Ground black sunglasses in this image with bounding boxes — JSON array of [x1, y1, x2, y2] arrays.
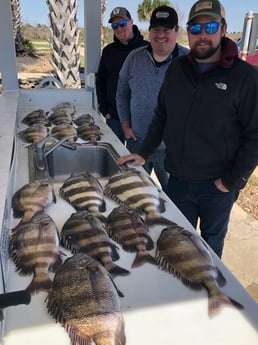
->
[[111, 19, 128, 30], [188, 22, 221, 35]]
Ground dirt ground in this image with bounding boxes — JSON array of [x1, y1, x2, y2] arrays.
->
[[7, 52, 258, 303]]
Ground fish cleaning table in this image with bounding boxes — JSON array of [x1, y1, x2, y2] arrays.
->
[[0, 89, 258, 345]]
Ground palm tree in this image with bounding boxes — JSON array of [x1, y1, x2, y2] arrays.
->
[[137, 0, 172, 23], [101, 0, 107, 49], [11, 0, 22, 53], [46, 0, 81, 88]]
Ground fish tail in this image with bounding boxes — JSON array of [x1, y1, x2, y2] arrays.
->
[[145, 212, 175, 226], [26, 274, 52, 294], [208, 293, 244, 318], [108, 263, 130, 277], [131, 252, 157, 268]]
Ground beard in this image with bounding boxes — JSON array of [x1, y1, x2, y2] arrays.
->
[[191, 40, 221, 60]]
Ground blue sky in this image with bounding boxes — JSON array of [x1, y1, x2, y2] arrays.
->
[[20, 0, 257, 33]]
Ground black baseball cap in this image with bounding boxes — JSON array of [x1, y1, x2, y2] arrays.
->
[[149, 6, 178, 30], [187, 0, 226, 24]]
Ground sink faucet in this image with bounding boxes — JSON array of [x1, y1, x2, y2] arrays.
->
[[35, 135, 77, 171]]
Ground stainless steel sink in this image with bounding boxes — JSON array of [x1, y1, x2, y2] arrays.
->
[[28, 142, 121, 182]]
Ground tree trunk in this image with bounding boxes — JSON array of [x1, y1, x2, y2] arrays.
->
[[46, 0, 81, 88], [11, 0, 24, 55]]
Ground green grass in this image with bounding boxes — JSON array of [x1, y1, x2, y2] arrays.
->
[[248, 177, 258, 186]]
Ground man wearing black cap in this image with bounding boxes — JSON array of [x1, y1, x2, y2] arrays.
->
[[96, 7, 148, 143], [117, 0, 258, 258], [116, 6, 188, 192]]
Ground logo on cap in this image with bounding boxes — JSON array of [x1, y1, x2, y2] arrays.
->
[[156, 11, 170, 19]]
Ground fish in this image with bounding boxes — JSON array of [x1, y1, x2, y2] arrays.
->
[[48, 110, 73, 125], [74, 113, 95, 127], [104, 167, 173, 226], [61, 211, 130, 276], [155, 224, 244, 318], [12, 181, 56, 224], [19, 124, 48, 144], [21, 109, 50, 126], [59, 172, 106, 222], [107, 204, 156, 268], [9, 212, 63, 294], [46, 252, 126, 345], [50, 102, 76, 115], [51, 123, 77, 143], [77, 123, 102, 144]]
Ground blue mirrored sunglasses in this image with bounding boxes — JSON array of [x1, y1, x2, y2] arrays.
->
[[111, 19, 128, 30], [189, 22, 221, 35]]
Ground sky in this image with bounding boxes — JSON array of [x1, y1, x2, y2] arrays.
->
[[20, 0, 257, 33]]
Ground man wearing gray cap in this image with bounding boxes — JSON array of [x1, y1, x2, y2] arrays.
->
[[96, 7, 148, 143], [117, 0, 258, 258], [116, 6, 188, 192]]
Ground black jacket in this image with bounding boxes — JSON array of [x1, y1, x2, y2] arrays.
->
[[96, 25, 148, 120], [140, 37, 258, 191]]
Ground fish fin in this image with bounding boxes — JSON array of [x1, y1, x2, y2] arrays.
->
[[26, 274, 52, 294], [145, 213, 175, 227], [131, 252, 157, 268], [216, 269, 227, 287], [208, 293, 244, 318], [95, 213, 107, 223], [108, 263, 130, 277], [158, 198, 166, 213]]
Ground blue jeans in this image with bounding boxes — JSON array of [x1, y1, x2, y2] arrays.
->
[[106, 118, 125, 144], [126, 138, 169, 192], [167, 176, 239, 258]]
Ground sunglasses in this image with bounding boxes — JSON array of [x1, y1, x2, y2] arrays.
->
[[188, 22, 221, 35], [111, 19, 128, 30]]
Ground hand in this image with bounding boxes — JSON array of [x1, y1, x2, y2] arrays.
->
[[124, 128, 137, 141], [117, 153, 145, 166], [214, 178, 230, 192], [105, 113, 111, 120]]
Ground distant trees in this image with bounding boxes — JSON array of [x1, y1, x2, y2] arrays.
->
[[137, 0, 172, 22]]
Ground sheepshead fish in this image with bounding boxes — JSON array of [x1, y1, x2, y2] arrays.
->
[[9, 212, 62, 294], [156, 225, 244, 318], [74, 113, 95, 127], [50, 102, 75, 115], [46, 252, 126, 345], [12, 181, 56, 224], [51, 123, 77, 143], [59, 172, 106, 221], [19, 124, 48, 144], [61, 211, 130, 276], [22, 109, 49, 126], [107, 205, 156, 268], [104, 167, 172, 226], [77, 123, 102, 144], [48, 110, 73, 126]]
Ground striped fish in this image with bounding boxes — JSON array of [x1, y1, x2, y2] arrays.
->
[[59, 172, 106, 221], [77, 123, 102, 144], [46, 252, 126, 345], [9, 212, 62, 294], [156, 225, 244, 318], [61, 211, 130, 276], [104, 167, 173, 226], [50, 102, 75, 115], [12, 181, 56, 224], [51, 123, 77, 143], [107, 205, 156, 268], [74, 113, 95, 127], [22, 109, 50, 126], [19, 124, 48, 144], [48, 110, 73, 126]]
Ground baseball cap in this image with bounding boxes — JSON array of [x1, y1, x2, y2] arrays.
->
[[108, 7, 131, 23], [149, 6, 178, 30], [187, 0, 226, 24]]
